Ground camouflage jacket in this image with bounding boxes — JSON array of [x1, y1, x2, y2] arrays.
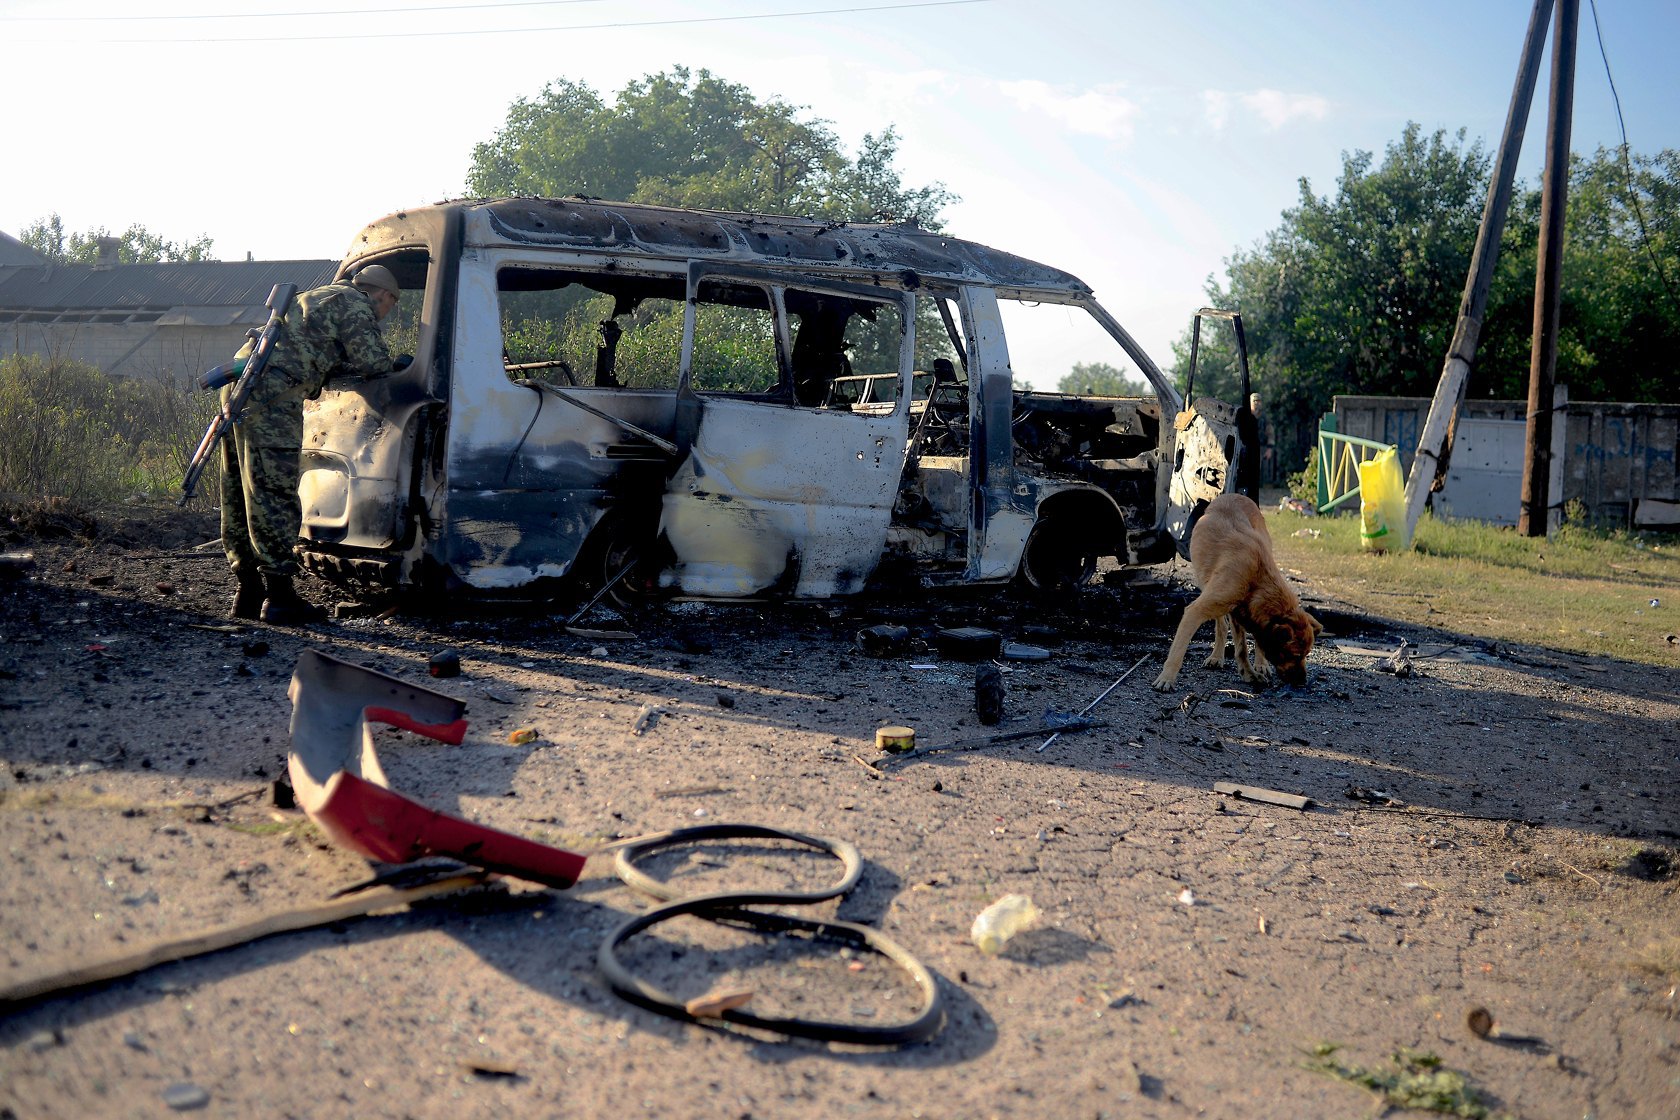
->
[[227, 280, 394, 448], [272, 280, 393, 396]]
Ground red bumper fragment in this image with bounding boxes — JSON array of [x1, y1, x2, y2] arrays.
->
[[287, 649, 585, 889]]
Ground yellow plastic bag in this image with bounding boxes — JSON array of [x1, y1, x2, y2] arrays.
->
[[1358, 447, 1408, 552]]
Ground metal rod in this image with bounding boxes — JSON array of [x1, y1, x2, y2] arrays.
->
[[1038, 655, 1149, 752]]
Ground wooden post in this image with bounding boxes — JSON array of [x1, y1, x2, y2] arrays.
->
[[1519, 0, 1579, 536], [1402, 0, 1554, 545]]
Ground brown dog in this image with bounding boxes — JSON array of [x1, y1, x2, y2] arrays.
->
[[1151, 494, 1322, 691]]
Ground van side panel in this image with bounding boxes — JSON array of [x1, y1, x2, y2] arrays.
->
[[440, 260, 675, 589]]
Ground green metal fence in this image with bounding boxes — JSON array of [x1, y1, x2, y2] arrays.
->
[[1316, 414, 1397, 513]]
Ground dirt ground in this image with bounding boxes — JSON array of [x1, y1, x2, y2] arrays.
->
[[0, 499, 1676, 1120]]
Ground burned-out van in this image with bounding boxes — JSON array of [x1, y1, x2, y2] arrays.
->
[[296, 197, 1252, 602]]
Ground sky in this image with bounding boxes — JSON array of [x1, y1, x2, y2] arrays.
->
[[3, 0, 1677, 388]]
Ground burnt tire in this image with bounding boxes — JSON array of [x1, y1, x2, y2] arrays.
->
[[1018, 515, 1098, 593], [583, 512, 666, 613]]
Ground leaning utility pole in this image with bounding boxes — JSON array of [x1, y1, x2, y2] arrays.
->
[[1401, 0, 1554, 545], [1518, 0, 1579, 536]]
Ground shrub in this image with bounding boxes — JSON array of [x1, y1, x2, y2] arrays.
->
[[0, 353, 215, 505], [1287, 445, 1320, 505]]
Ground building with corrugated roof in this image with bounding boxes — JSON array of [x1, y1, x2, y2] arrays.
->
[[0, 254, 337, 381]]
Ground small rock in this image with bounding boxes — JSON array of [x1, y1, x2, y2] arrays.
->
[[27, 1029, 62, 1052], [1115, 1058, 1145, 1095], [124, 1031, 148, 1052], [162, 1082, 210, 1111]]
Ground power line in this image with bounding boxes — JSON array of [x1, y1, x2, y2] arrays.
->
[[8, 0, 993, 43], [1586, 0, 1677, 301]]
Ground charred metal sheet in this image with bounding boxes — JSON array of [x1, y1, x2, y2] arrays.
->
[[661, 400, 903, 597], [287, 649, 585, 888], [1165, 397, 1243, 557], [459, 198, 1087, 293]]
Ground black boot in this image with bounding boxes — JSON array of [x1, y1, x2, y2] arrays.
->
[[260, 572, 326, 626], [229, 572, 264, 620]]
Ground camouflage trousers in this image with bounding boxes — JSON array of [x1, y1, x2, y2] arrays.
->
[[219, 417, 303, 579]]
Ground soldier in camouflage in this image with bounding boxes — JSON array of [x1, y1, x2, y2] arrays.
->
[[220, 265, 404, 624]]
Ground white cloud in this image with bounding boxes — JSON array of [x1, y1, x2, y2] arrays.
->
[[1203, 88, 1330, 132], [997, 80, 1141, 142]]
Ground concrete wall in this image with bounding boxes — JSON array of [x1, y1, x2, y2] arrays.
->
[[1333, 395, 1680, 528], [3, 320, 253, 384]]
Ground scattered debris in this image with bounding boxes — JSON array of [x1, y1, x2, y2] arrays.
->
[[428, 649, 462, 678], [1345, 786, 1405, 807], [652, 785, 733, 800], [1375, 640, 1414, 677], [0, 868, 493, 1011], [508, 728, 538, 745], [1039, 654, 1148, 752], [685, 988, 755, 1018], [856, 624, 911, 657], [974, 663, 1005, 726], [1465, 1006, 1548, 1049], [935, 626, 1003, 661], [287, 649, 584, 887], [1213, 782, 1315, 811], [1177, 887, 1197, 907], [460, 1060, 524, 1080], [875, 725, 916, 754], [162, 1082, 211, 1111], [0, 550, 36, 579], [872, 719, 1107, 768], [631, 704, 665, 735], [971, 893, 1040, 954], [1000, 642, 1050, 661]]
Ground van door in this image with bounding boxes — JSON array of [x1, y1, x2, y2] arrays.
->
[[660, 265, 914, 597], [1163, 396, 1244, 557]]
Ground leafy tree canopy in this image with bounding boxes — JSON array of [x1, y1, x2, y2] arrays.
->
[[1057, 360, 1149, 398], [20, 213, 216, 264], [1173, 123, 1679, 471], [465, 66, 955, 228]]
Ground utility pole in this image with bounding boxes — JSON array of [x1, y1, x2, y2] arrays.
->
[[1518, 0, 1579, 536], [1401, 0, 1554, 545]]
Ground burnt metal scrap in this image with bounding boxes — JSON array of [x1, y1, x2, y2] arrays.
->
[[287, 649, 585, 888]]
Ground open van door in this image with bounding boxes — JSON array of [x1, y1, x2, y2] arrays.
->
[[1163, 309, 1257, 556], [659, 264, 916, 597]]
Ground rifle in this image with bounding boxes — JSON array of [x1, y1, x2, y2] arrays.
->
[[179, 283, 298, 505]]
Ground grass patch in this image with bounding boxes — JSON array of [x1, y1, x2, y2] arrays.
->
[[1268, 507, 1680, 664], [1305, 1044, 1502, 1118]]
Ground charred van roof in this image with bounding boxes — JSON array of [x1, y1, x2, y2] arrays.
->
[[351, 197, 1092, 295]]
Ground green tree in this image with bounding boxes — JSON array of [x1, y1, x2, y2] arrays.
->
[[1057, 360, 1148, 397], [466, 66, 954, 227], [20, 213, 216, 264], [1477, 146, 1680, 403], [1176, 123, 1680, 475]]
